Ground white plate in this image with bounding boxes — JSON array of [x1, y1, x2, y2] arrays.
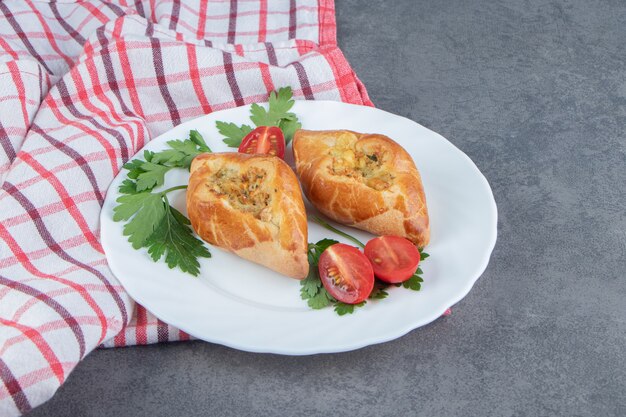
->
[[101, 101, 497, 355]]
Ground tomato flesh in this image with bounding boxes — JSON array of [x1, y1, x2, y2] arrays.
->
[[364, 236, 420, 283], [238, 126, 285, 158], [318, 243, 374, 304]]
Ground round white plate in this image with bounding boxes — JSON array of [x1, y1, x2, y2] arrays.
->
[[101, 101, 497, 355]]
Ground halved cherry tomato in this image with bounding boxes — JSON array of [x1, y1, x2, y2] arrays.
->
[[364, 236, 420, 283], [318, 243, 374, 304], [238, 126, 285, 158]]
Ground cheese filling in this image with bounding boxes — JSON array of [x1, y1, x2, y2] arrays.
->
[[328, 134, 395, 190], [208, 166, 272, 219]]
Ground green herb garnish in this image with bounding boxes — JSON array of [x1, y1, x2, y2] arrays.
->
[[122, 129, 211, 193], [216, 122, 253, 148], [113, 130, 212, 276], [300, 239, 338, 310], [334, 301, 366, 316], [301, 218, 430, 315], [399, 248, 429, 291], [218, 86, 302, 146], [300, 238, 395, 316], [369, 281, 390, 300]]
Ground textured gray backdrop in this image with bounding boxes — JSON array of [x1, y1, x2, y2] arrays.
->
[[30, 0, 626, 416]]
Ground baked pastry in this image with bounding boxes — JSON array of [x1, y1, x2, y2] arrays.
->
[[293, 129, 429, 247], [186, 153, 308, 279]]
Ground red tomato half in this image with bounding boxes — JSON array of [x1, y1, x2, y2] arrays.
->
[[364, 236, 420, 283], [238, 126, 285, 158], [318, 243, 374, 304]]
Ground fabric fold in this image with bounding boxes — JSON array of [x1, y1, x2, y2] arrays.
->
[[0, 1, 371, 415]]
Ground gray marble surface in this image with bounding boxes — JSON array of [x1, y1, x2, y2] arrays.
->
[[29, 0, 626, 416]]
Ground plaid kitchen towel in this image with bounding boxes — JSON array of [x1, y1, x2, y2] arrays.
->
[[0, 1, 372, 415]]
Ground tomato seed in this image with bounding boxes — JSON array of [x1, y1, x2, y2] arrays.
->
[[326, 266, 343, 285]]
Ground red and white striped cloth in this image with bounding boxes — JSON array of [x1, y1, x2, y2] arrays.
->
[[0, 1, 372, 415]]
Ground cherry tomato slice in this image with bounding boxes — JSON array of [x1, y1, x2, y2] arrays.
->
[[364, 236, 420, 283], [238, 126, 285, 158], [318, 243, 374, 304]]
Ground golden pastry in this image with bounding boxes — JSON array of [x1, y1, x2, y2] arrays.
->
[[187, 153, 308, 279], [293, 129, 429, 247]]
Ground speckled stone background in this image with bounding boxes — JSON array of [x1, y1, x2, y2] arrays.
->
[[29, 1, 626, 416]]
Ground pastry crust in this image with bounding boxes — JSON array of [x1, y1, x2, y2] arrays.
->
[[293, 129, 429, 247], [186, 153, 308, 279]]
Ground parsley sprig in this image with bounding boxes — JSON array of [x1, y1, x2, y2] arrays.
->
[[300, 239, 338, 310], [217, 86, 302, 147], [113, 130, 212, 276], [122, 129, 211, 192], [300, 239, 375, 316], [301, 218, 429, 316]]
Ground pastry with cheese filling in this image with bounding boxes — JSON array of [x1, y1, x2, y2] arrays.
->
[[293, 129, 429, 247], [186, 153, 308, 279]]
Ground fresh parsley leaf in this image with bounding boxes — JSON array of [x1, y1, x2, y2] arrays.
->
[[334, 301, 366, 316], [169, 139, 205, 168], [145, 203, 211, 276], [279, 117, 301, 144], [402, 273, 423, 291], [307, 289, 333, 309], [313, 238, 339, 252], [300, 271, 323, 299], [123, 131, 210, 194], [113, 192, 167, 249], [134, 161, 171, 192], [153, 140, 197, 168], [150, 131, 211, 169], [189, 129, 211, 152], [216, 87, 301, 147], [369, 282, 390, 300], [150, 145, 187, 167], [249, 87, 297, 128], [114, 131, 213, 276], [217, 121, 253, 148], [307, 238, 338, 265], [118, 179, 138, 195], [123, 159, 146, 180], [122, 151, 155, 184], [300, 239, 339, 310], [300, 270, 334, 310], [419, 248, 430, 260], [113, 187, 210, 275], [113, 192, 156, 222], [248, 103, 275, 127], [169, 205, 192, 225], [249, 87, 300, 143], [272, 87, 297, 114]]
